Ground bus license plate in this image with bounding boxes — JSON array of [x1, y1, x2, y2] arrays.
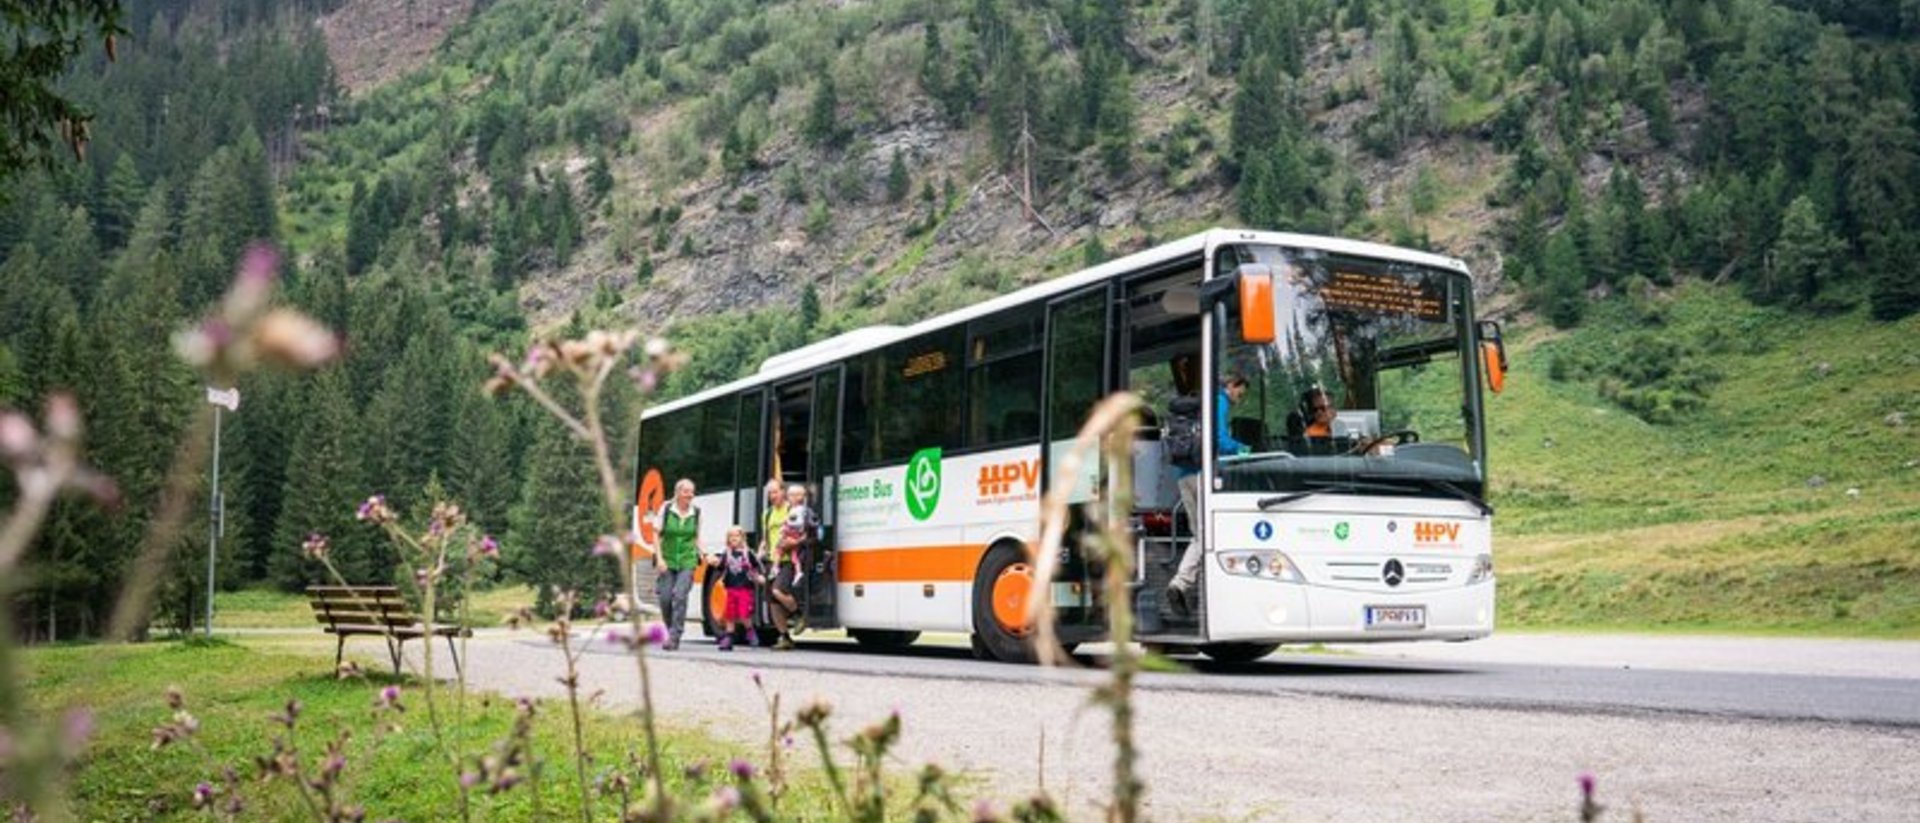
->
[[1365, 606, 1426, 629]]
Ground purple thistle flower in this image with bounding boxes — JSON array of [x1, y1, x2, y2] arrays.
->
[[192, 782, 214, 809], [478, 535, 499, 558], [356, 495, 393, 524], [1579, 773, 1595, 799], [592, 598, 610, 619], [378, 685, 402, 710], [302, 533, 330, 560], [643, 622, 669, 647], [729, 759, 755, 781]]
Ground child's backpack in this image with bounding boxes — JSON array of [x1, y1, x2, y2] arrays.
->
[[1165, 395, 1203, 469]]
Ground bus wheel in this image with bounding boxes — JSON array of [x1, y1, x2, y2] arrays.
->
[[699, 574, 727, 639], [971, 542, 1038, 664], [849, 629, 921, 649], [1197, 642, 1280, 664]]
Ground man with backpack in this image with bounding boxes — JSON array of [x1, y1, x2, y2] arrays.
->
[[1165, 372, 1251, 616]]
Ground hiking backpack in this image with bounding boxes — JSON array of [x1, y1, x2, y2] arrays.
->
[[1165, 395, 1203, 469]]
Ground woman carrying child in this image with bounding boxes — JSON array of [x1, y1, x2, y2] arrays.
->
[[769, 483, 819, 651], [707, 526, 763, 650]]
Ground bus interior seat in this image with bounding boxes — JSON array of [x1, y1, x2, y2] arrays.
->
[[1229, 417, 1265, 450]]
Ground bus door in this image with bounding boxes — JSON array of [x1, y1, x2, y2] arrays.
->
[[1041, 285, 1113, 623], [770, 369, 842, 629], [805, 367, 842, 628]]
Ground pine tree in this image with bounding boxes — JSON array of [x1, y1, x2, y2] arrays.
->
[[97, 153, 145, 251], [1763, 196, 1845, 307], [0, 344, 21, 407], [1846, 100, 1920, 318], [1230, 52, 1288, 171], [886, 150, 910, 203], [548, 177, 581, 267], [362, 312, 460, 515], [448, 384, 516, 537], [511, 410, 614, 617], [45, 206, 102, 313], [920, 21, 949, 106], [804, 72, 843, 148], [1091, 49, 1136, 176], [1540, 231, 1587, 328], [345, 180, 379, 275], [272, 368, 374, 588], [586, 152, 615, 203], [799, 282, 821, 333]]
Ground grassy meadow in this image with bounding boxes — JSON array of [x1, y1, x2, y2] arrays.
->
[[1490, 285, 1920, 636], [22, 639, 863, 821]]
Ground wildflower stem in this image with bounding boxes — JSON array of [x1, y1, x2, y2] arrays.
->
[[806, 721, 855, 821], [558, 625, 594, 823], [1096, 399, 1145, 823]]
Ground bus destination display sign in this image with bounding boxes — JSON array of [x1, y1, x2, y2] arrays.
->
[[1320, 271, 1446, 321]]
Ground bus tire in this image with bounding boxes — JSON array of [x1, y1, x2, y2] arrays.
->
[[971, 541, 1040, 664], [699, 573, 725, 639], [1198, 642, 1280, 664], [848, 628, 920, 649]]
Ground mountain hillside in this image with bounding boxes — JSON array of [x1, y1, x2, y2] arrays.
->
[[3, 0, 1917, 637]]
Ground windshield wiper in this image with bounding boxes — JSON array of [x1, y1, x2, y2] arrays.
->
[[1257, 479, 1418, 510], [1427, 478, 1494, 516]]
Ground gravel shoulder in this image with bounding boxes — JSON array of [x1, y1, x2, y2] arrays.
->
[[1325, 631, 1920, 680], [445, 635, 1920, 822]]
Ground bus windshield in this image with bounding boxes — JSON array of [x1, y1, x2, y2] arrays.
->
[[1214, 244, 1484, 498]]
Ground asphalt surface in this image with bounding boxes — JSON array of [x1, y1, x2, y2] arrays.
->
[[565, 631, 1920, 728]]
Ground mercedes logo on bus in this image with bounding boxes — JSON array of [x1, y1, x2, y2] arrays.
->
[[1382, 559, 1406, 587]]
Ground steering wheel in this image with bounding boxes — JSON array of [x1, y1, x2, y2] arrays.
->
[[1347, 429, 1419, 456]]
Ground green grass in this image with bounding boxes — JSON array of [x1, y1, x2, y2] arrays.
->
[[22, 640, 852, 821], [1491, 283, 1920, 635], [215, 586, 543, 630]]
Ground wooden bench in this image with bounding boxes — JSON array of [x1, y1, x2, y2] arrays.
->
[[308, 585, 471, 676]]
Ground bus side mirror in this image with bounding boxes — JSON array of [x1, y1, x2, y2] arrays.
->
[[1237, 267, 1276, 344], [1477, 320, 1508, 394]]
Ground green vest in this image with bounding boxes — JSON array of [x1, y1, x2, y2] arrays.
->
[[658, 504, 701, 570]]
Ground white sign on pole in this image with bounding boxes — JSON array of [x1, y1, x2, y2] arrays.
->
[[205, 386, 240, 411]]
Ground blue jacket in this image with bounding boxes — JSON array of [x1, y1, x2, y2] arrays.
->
[[1215, 388, 1248, 455]]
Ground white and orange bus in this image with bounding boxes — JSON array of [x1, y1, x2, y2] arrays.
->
[[631, 228, 1505, 663]]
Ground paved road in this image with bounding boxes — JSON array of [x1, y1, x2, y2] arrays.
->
[[563, 631, 1920, 728], [443, 632, 1920, 822]]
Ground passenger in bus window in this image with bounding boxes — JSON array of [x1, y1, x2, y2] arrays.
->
[[1287, 386, 1336, 442], [1167, 373, 1250, 616], [653, 477, 703, 651], [760, 480, 800, 649]]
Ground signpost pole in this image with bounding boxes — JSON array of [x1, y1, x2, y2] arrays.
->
[[203, 386, 238, 638], [206, 402, 220, 638]]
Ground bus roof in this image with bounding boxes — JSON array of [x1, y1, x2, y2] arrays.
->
[[644, 228, 1470, 419]]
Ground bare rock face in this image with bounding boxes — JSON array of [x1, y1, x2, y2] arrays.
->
[[320, 0, 473, 96]]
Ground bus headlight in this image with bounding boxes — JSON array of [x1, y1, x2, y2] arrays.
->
[[1218, 550, 1301, 582], [1467, 553, 1494, 584]]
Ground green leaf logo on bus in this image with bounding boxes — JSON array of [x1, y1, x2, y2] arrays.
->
[[905, 447, 943, 521]]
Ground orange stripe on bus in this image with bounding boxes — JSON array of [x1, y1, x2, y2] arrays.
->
[[837, 545, 988, 583]]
